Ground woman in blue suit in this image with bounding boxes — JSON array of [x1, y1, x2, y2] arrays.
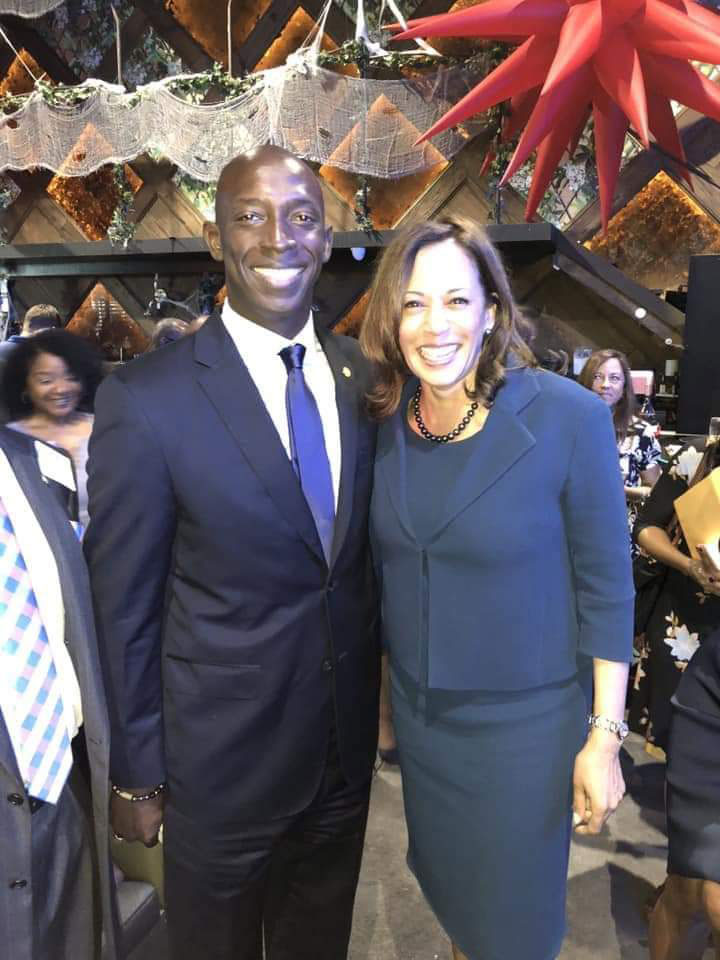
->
[[360, 217, 634, 960]]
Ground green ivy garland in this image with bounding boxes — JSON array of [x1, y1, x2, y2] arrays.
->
[[353, 176, 374, 233], [0, 175, 19, 243], [0, 39, 500, 115], [106, 163, 135, 247], [0, 38, 510, 234]]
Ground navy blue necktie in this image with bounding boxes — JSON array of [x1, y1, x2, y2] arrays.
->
[[280, 343, 335, 564]]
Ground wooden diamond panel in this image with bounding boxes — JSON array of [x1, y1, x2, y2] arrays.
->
[[66, 281, 149, 360]]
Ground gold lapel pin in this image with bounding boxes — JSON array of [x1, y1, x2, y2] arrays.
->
[[342, 366, 352, 378]]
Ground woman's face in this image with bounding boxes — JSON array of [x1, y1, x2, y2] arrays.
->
[[591, 357, 625, 409], [398, 239, 492, 393], [26, 352, 82, 420]]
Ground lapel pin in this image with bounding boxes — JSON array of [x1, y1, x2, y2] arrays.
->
[[342, 366, 352, 378]]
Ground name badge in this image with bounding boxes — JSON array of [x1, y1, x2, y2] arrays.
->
[[35, 441, 76, 492]]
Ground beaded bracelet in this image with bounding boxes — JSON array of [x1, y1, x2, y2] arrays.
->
[[111, 782, 166, 803]]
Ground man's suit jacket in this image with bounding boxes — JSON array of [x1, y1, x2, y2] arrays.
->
[[85, 314, 379, 825], [0, 427, 118, 960], [0, 336, 23, 423], [371, 367, 635, 692]]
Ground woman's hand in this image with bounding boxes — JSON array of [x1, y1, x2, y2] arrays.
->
[[688, 545, 720, 597], [624, 485, 650, 503], [572, 730, 625, 835]]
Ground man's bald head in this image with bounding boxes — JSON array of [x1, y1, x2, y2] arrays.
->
[[214, 146, 324, 226], [204, 145, 332, 338]]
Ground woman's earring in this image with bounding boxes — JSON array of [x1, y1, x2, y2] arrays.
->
[[482, 308, 496, 346]]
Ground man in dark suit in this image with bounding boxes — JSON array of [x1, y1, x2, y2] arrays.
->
[[85, 145, 379, 960], [0, 426, 118, 960]]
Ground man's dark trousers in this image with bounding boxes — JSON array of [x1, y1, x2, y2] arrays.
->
[[164, 730, 370, 960]]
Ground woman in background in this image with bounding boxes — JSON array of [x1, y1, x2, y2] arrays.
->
[[629, 442, 720, 753], [1, 328, 103, 531], [361, 216, 634, 960], [578, 348, 662, 521]]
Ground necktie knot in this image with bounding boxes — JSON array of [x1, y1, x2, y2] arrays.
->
[[280, 343, 306, 372]]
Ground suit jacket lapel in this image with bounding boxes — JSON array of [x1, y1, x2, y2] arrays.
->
[[316, 324, 358, 570], [377, 382, 416, 542], [379, 369, 540, 544], [193, 314, 326, 565]]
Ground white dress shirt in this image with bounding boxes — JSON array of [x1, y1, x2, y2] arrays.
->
[[222, 301, 342, 508], [0, 448, 82, 776]]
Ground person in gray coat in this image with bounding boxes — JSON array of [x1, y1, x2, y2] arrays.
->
[[0, 425, 118, 960]]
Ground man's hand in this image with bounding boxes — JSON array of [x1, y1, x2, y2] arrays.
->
[[111, 790, 164, 847]]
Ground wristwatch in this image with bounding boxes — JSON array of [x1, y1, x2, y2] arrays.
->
[[588, 714, 629, 742]]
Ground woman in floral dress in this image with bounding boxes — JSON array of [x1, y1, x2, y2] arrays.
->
[[629, 442, 720, 752], [578, 349, 663, 543]]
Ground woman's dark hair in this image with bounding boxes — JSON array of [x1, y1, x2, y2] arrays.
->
[[577, 348, 636, 441], [2, 329, 104, 421], [359, 215, 536, 420]]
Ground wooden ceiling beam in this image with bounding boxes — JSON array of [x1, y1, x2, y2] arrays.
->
[[554, 251, 680, 344], [139, 2, 213, 73], [393, 131, 524, 229], [101, 275, 155, 335], [96, 7, 149, 86], [301, 0, 356, 46], [2, 170, 54, 243], [0, 15, 79, 84], [235, 0, 298, 73], [408, 0, 455, 17], [0, 42, 15, 78], [61, 276, 98, 324]]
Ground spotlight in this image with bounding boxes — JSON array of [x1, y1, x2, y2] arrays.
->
[[350, 247, 366, 261], [634, 306, 648, 320]]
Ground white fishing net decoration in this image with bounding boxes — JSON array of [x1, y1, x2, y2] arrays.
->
[[0, 0, 64, 16], [0, 0, 492, 180], [0, 60, 490, 180]]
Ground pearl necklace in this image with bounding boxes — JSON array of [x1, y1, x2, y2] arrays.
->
[[412, 383, 482, 444]]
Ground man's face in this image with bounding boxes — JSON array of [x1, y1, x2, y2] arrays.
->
[[204, 152, 332, 337]]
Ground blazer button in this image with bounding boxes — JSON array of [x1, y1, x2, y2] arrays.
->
[[326, 580, 337, 592], [7, 793, 24, 806], [322, 659, 334, 673], [10, 879, 27, 889]]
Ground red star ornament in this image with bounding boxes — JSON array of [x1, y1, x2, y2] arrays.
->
[[393, 0, 720, 228]]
